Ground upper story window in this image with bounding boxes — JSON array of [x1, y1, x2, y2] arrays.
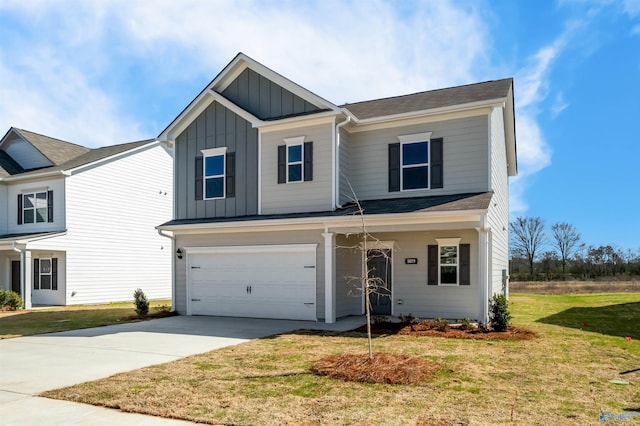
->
[[287, 144, 303, 182], [18, 190, 53, 224], [202, 147, 227, 200], [278, 137, 313, 184], [401, 141, 429, 190], [388, 132, 443, 193]]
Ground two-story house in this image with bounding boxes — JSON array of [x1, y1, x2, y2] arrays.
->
[[157, 53, 516, 324], [0, 128, 173, 308]]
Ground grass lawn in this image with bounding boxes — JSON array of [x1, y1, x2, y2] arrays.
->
[[0, 300, 172, 339], [43, 293, 640, 425]]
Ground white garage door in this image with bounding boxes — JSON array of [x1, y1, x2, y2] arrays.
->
[[187, 244, 317, 320]]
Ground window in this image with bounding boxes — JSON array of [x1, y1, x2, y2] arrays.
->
[[287, 144, 303, 182], [19, 191, 52, 224], [389, 132, 443, 192], [33, 258, 57, 291], [439, 244, 458, 285], [277, 137, 313, 184], [401, 141, 429, 190], [428, 239, 469, 286], [202, 147, 227, 200]]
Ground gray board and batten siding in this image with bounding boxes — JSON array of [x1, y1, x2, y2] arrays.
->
[[222, 68, 322, 120], [175, 101, 258, 220]]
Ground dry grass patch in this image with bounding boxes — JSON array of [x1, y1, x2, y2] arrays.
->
[[311, 352, 437, 385], [43, 293, 640, 425]]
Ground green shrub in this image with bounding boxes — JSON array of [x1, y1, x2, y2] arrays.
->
[[489, 294, 512, 331], [399, 313, 420, 324], [422, 317, 450, 331], [372, 314, 389, 324], [0, 289, 23, 311], [133, 288, 149, 316], [457, 318, 477, 330]]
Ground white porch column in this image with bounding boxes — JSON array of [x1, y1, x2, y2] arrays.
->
[[476, 227, 490, 325], [322, 232, 336, 323], [21, 250, 32, 309]]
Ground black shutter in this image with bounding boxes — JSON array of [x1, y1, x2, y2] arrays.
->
[[277, 145, 286, 184], [33, 259, 40, 290], [52, 258, 58, 290], [431, 138, 443, 189], [226, 152, 236, 198], [428, 245, 438, 285], [47, 190, 54, 222], [388, 143, 400, 192], [303, 141, 313, 181], [194, 156, 203, 201], [17, 194, 22, 225], [460, 244, 470, 285]]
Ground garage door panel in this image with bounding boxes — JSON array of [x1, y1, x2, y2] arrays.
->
[[187, 245, 317, 320]]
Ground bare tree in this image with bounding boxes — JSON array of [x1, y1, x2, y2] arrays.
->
[[551, 222, 581, 278], [510, 217, 546, 277]]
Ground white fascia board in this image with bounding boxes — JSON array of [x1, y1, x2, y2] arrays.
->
[[1, 169, 67, 182], [159, 209, 485, 235], [208, 90, 265, 127], [213, 53, 341, 114], [345, 99, 505, 133], [0, 231, 67, 247], [65, 141, 160, 175], [257, 113, 338, 133], [184, 244, 317, 255], [159, 92, 215, 141]]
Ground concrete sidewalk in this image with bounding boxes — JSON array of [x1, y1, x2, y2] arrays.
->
[[0, 315, 364, 425]]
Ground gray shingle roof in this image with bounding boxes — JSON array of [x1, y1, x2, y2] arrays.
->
[[343, 78, 513, 120], [15, 128, 90, 166], [160, 192, 493, 227], [58, 139, 154, 170]]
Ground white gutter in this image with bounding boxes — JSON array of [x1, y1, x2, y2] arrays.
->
[[334, 116, 351, 208], [157, 229, 176, 312], [1, 169, 67, 183]]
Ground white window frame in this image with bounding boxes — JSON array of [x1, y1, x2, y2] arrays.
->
[[398, 132, 431, 192], [285, 136, 305, 184], [201, 147, 227, 200], [35, 258, 52, 290], [22, 191, 48, 224], [436, 238, 461, 286]]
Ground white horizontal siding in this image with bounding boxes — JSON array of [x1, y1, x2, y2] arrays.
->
[[338, 127, 353, 206], [0, 185, 7, 234], [261, 123, 333, 214], [175, 230, 325, 318], [487, 106, 510, 296], [42, 144, 173, 305], [6, 177, 66, 235], [348, 115, 489, 201]]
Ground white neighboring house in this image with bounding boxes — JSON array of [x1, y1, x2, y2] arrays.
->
[[0, 128, 173, 308]]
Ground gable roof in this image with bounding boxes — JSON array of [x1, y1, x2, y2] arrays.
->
[[0, 132, 157, 181], [342, 78, 514, 121], [158, 52, 341, 141], [11, 128, 91, 166]]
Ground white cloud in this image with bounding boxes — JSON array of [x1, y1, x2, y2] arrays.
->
[[551, 92, 570, 117]]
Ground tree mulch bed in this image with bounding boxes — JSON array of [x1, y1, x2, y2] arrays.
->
[[311, 352, 438, 385], [353, 322, 539, 340]]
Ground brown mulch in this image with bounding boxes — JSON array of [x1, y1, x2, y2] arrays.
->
[[311, 352, 438, 385], [354, 323, 539, 340]]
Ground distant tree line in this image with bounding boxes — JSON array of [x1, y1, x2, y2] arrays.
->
[[509, 217, 640, 281]]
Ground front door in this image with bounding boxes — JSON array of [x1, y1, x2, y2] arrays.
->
[[11, 261, 21, 295], [367, 249, 392, 315]]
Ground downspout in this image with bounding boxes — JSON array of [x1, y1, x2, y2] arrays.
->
[[335, 116, 351, 209], [157, 229, 176, 312]]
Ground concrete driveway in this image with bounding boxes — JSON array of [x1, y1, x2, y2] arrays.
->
[[0, 315, 364, 425]]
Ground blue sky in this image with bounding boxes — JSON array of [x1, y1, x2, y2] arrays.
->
[[0, 0, 639, 251]]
